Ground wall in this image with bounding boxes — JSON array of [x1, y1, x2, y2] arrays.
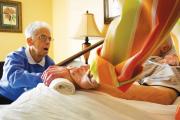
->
[[0, 0, 53, 61], [53, 0, 104, 63], [0, 0, 105, 63]]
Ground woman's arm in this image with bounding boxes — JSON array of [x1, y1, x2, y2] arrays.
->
[[41, 65, 98, 89]]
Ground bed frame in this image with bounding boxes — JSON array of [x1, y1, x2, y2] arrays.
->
[[56, 40, 104, 66]]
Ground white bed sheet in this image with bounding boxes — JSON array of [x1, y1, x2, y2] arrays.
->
[[0, 83, 177, 120]]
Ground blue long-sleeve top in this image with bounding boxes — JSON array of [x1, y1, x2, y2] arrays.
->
[[0, 47, 55, 101]]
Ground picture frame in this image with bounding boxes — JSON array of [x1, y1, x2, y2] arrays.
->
[[0, 0, 22, 33], [104, 0, 121, 24]]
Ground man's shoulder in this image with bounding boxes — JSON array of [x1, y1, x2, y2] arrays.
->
[[7, 47, 26, 60]]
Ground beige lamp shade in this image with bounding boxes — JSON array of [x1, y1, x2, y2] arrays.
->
[[75, 11, 102, 64], [76, 11, 102, 38]]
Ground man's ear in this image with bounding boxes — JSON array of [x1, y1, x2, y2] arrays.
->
[[27, 38, 33, 46]]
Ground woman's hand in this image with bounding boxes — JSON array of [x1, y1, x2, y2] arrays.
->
[[41, 66, 72, 86], [41, 65, 98, 89]]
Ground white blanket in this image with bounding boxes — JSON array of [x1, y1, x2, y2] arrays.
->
[[0, 83, 177, 120]]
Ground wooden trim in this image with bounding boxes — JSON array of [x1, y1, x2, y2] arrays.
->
[[56, 39, 104, 66]]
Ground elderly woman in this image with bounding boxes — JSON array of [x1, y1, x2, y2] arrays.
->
[[0, 21, 55, 104]]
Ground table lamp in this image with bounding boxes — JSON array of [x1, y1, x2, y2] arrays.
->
[[76, 11, 102, 64]]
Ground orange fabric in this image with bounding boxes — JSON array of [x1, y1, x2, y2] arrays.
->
[[90, 0, 180, 92], [96, 48, 117, 86], [95, 48, 142, 92], [175, 105, 180, 120], [116, 0, 180, 91], [130, 0, 153, 56]]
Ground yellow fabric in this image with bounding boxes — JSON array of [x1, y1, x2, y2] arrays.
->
[[171, 19, 180, 61]]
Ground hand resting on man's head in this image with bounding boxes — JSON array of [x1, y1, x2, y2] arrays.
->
[[41, 65, 98, 89]]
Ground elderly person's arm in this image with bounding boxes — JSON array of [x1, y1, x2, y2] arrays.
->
[[97, 83, 177, 105], [41, 65, 98, 89], [41, 64, 178, 105]]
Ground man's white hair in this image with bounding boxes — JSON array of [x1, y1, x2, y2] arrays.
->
[[24, 21, 51, 39]]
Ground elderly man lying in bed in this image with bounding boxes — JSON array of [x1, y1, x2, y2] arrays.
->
[[41, 54, 179, 105]]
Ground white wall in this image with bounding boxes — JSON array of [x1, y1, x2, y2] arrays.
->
[[53, 0, 104, 63]]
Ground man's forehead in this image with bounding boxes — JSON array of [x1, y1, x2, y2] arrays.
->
[[34, 27, 50, 35]]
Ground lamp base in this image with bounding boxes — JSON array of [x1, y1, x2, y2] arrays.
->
[[82, 37, 91, 64]]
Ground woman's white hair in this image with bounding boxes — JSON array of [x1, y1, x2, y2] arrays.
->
[[24, 21, 51, 39]]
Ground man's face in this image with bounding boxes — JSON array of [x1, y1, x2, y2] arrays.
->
[[30, 28, 52, 57]]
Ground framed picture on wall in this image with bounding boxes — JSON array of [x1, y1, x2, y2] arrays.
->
[[0, 0, 22, 32], [104, 0, 121, 24]]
